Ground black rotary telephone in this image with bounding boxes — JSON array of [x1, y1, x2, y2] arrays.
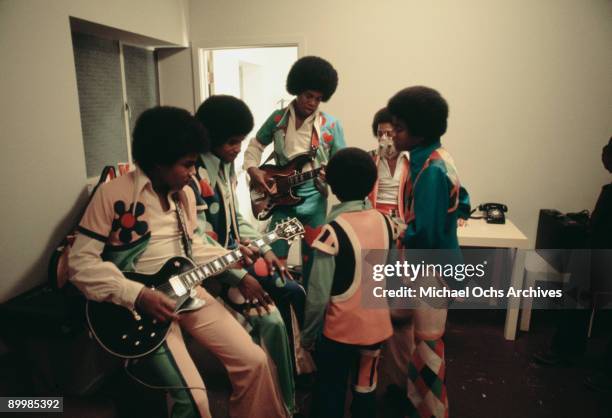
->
[[470, 203, 508, 224], [475, 203, 508, 224]]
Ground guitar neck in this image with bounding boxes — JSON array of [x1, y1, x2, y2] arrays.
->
[[167, 231, 280, 295], [288, 167, 322, 187]]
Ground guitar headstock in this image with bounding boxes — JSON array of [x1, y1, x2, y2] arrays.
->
[[273, 218, 305, 242]]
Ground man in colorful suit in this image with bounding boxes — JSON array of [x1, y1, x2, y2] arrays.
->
[[388, 86, 463, 418], [69, 106, 287, 418], [192, 95, 310, 414], [243, 56, 346, 288]]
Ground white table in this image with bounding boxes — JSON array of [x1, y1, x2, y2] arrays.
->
[[457, 218, 529, 340]]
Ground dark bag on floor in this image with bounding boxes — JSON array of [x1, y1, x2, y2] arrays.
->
[[535, 209, 590, 272]]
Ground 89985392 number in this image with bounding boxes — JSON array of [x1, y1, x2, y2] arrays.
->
[[1, 397, 63, 413]]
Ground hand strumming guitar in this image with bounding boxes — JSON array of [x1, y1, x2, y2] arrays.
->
[[318, 164, 327, 183], [135, 287, 179, 322], [247, 167, 277, 195]]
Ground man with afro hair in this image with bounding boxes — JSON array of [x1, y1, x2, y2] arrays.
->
[[243, 56, 346, 289], [302, 147, 395, 418], [367, 106, 410, 221], [191, 94, 308, 414], [69, 106, 287, 418], [387, 86, 465, 418]]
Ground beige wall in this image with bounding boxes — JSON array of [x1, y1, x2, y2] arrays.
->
[[0, 0, 189, 301], [1, 0, 611, 302], [190, 0, 612, 246], [157, 48, 196, 112]]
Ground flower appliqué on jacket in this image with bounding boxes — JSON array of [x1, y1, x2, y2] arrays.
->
[[199, 179, 215, 198], [112, 201, 148, 243]]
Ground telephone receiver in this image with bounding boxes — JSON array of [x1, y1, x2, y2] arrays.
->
[[478, 203, 508, 224]]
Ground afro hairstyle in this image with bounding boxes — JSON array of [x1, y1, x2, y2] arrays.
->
[[286, 56, 338, 102], [387, 86, 448, 141], [326, 147, 377, 202], [132, 106, 208, 176], [371, 107, 394, 137], [195, 95, 254, 148]]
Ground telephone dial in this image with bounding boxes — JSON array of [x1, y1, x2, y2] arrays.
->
[[477, 203, 508, 224]]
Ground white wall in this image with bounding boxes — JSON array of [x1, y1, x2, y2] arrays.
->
[[0, 0, 189, 301], [190, 0, 612, 246], [158, 47, 196, 113]]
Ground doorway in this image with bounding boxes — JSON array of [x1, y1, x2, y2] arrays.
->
[[196, 46, 299, 228]]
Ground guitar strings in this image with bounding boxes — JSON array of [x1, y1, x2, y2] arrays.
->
[[143, 224, 294, 299]]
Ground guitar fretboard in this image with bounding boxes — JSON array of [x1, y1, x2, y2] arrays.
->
[[288, 167, 323, 187], [167, 231, 279, 296]]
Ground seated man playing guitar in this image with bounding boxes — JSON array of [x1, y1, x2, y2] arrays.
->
[[68, 106, 288, 418], [192, 95, 311, 414], [243, 56, 346, 288]]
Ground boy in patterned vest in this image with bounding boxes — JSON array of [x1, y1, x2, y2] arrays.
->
[[388, 86, 463, 418], [191, 95, 309, 414], [302, 148, 396, 418]]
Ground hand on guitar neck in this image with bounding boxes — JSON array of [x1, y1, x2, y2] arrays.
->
[[247, 167, 278, 195], [134, 243, 257, 323], [318, 164, 327, 183]]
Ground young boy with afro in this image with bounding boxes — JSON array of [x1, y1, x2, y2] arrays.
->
[[387, 86, 464, 418], [302, 148, 396, 418], [191, 94, 308, 414], [69, 106, 287, 418], [243, 56, 346, 288]]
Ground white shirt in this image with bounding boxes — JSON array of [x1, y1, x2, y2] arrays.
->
[[284, 104, 316, 159], [376, 152, 410, 205], [135, 188, 186, 274], [243, 103, 316, 170]]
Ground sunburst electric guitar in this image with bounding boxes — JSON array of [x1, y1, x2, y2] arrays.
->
[[250, 152, 324, 220]]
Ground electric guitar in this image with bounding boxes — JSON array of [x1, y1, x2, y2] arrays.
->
[[86, 218, 304, 359], [250, 152, 323, 220]]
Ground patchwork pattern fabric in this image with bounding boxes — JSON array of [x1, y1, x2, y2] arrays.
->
[[405, 338, 448, 418]]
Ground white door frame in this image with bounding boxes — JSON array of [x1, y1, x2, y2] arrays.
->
[[190, 36, 306, 108]]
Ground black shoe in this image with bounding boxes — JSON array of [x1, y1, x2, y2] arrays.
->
[[532, 349, 574, 366], [584, 373, 612, 393]]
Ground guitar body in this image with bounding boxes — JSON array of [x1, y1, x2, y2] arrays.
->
[[250, 153, 315, 220], [84, 218, 305, 359], [86, 256, 197, 359]]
